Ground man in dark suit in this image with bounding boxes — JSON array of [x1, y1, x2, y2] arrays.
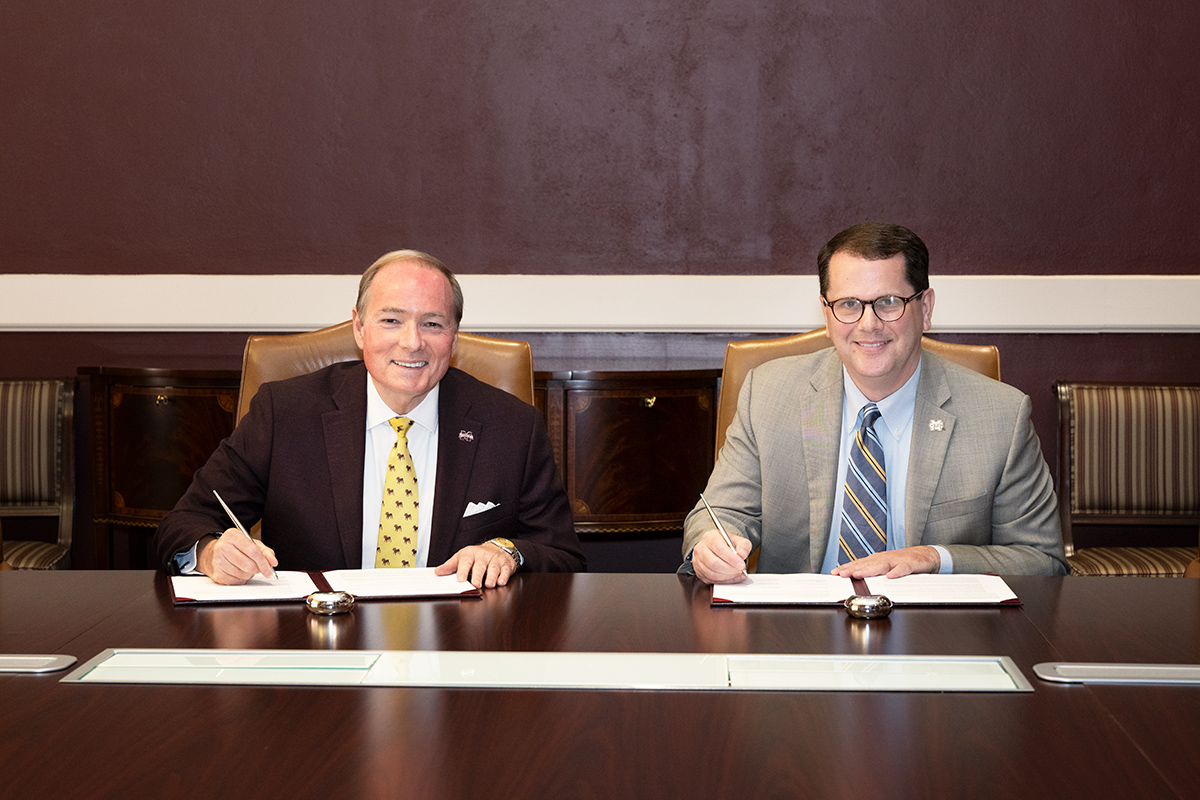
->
[[155, 251, 584, 587]]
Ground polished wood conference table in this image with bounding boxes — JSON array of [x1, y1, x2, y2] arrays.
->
[[2, 571, 1198, 799]]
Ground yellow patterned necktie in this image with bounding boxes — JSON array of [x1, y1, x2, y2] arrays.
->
[[376, 417, 418, 568]]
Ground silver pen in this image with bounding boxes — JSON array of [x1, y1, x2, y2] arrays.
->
[[700, 493, 748, 575], [213, 489, 276, 580]]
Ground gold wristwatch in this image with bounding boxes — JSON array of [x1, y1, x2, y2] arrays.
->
[[487, 537, 523, 567]]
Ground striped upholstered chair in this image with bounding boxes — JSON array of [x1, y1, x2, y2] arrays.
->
[[1055, 382, 1200, 577], [1186, 529, 1200, 579], [0, 521, 11, 569], [0, 379, 75, 569]]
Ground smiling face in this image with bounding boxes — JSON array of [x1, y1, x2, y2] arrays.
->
[[821, 251, 935, 401], [352, 258, 458, 414]]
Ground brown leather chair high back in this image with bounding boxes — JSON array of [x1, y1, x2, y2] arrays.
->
[[715, 329, 1001, 454], [236, 321, 535, 423]]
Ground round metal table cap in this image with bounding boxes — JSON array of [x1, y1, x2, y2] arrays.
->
[[305, 591, 356, 615], [844, 594, 894, 619]]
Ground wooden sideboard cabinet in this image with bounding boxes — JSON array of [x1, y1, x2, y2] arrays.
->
[[536, 370, 720, 541], [79, 367, 240, 568]]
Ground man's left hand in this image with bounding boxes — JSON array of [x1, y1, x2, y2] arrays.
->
[[435, 544, 517, 589], [830, 545, 941, 579]]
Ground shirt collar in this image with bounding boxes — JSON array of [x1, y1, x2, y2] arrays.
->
[[841, 357, 922, 440], [365, 376, 440, 435]]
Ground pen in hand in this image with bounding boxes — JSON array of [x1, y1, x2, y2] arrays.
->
[[700, 493, 748, 576], [213, 489, 276, 580]]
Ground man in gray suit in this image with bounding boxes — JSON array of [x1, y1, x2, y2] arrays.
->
[[683, 222, 1067, 583]]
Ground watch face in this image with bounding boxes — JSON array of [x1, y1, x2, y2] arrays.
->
[[492, 537, 515, 550]]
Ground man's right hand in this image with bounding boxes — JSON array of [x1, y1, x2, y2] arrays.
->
[[690, 529, 752, 584], [197, 530, 278, 585]]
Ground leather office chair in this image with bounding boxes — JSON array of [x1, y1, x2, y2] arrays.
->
[[237, 320, 535, 423], [715, 329, 1001, 454], [0, 379, 75, 569]]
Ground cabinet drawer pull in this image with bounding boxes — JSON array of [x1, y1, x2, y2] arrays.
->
[[155, 394, 171, 406], [642, 396, 656, 408]]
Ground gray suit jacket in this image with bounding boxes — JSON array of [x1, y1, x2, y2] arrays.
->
[[682, 349, 1067, 576]]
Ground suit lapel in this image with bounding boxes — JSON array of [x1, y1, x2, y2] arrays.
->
[[323, 364, 369, 568], [429, 369, 482, 565], [804, 351, 844, 572], [905, 354, 956, 546]]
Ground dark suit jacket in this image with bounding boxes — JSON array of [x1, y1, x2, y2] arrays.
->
[[155, 363, 584, 573]]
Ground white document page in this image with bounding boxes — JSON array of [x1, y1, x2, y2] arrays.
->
[[712, 573, 856, 605], [323, 567, 479, 598], [863, 574, 1018, 605], [170, 572, 319, 603]]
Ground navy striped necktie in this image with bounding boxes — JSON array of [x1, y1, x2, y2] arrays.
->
[[837, 403, 888, 564]]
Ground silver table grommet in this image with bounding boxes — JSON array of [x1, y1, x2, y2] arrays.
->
[[844, 594, 894, 619], [305, 591, 355, 616]]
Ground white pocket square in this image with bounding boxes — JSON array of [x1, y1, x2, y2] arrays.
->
[[464, 501, 499, 518]]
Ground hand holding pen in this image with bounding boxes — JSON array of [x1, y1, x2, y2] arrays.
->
[[696, 494, 748, 582], [202, 490, 279, 583]]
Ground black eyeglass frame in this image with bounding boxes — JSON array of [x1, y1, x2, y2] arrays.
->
[[821, 289, 927, 324]]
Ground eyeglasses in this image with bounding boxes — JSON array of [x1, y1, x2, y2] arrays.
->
[[822, 289, 926, 324]]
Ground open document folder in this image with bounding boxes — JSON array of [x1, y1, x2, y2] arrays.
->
[[711, 573, 1019, 606], [169, 567, 481, 605]]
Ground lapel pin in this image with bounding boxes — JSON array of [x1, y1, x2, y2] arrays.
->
[[458, 429, 475, 442], [929, 419, 944, 432]]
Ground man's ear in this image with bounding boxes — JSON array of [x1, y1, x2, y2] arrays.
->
[[920, 288, 936, 332], [351, 308, 366, 349]]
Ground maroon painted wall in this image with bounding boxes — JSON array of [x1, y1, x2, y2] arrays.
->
[[3, 2, 1199, 276]]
